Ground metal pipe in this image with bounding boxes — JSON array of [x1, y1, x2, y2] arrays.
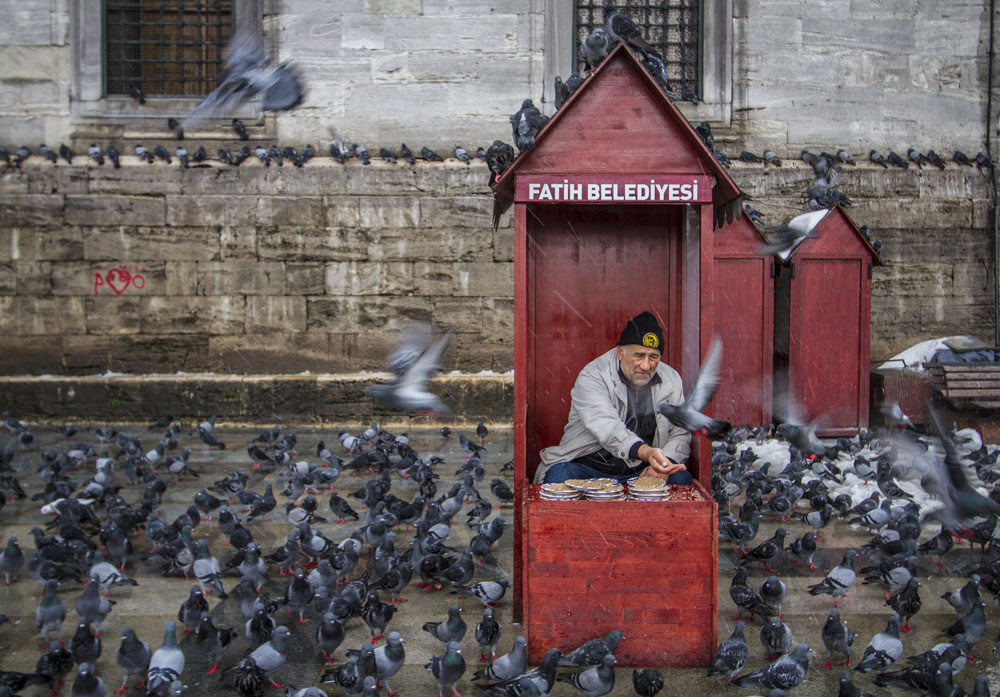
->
[[990, 0, 999, 346]]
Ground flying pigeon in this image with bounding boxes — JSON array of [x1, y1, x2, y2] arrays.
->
[[656, 336, 729, 438], [369, 324, 453, 414]]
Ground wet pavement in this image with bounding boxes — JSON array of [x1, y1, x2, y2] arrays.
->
[[0, 422, 998, 697]]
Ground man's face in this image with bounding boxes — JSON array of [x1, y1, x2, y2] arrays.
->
[[618, 344, 661, 386]]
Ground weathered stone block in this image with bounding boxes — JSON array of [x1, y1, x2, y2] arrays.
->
[[366, 226, 493, 262], [84, 296, 143, 334], [140, 296, 246, 334], [24, 166, 88, 194], [285, 263, 326, 295], [165, 261, 199, 296], [209, 333, 331, 373], [0, 226, 83, 262], [306, 295, 432, 332], [0, 193, 64, 226], [323, 197, 362, 228], [357, 195, 420, 229], [453, 261, 513, 297], [61, 335, 115, 374], [245, 296, 307, 333], [848, 197, 972, 230], [65, 195, 165, 227], [0, 169, 28, 194], [89, 165, 183, 195], [82, 226, 220, 262], [54, 261, 164, 297], [113, 335, 213, 374], [0, 263, 15, 294], [14, 296, 86, 335], [0, 336, 63, 373], [419, 195, 492, 227], [412, 261, 456, 295], [14, 260, 52, 295], [493, 226, 513, 262], [256, 195, 325, 227], [325, 261, 414, 295], [197, 261, 285, 296], [433, 296, 485, 332], [257, 227, 371, 262], [220, 226, 257, 260], [165, 194, 254, 227]]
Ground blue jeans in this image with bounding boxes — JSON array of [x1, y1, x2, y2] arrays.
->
[[542, 460, 693, 485]]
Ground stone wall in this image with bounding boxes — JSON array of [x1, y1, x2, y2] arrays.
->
[[0, 156, 994, 422]]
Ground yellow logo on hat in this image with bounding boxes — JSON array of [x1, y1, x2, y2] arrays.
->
[[642, 332, 659, 348]]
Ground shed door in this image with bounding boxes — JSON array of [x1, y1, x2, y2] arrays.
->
[[713, 256, 773, 427], [789, 257, 865, 431], [525, 204, 682, 481]]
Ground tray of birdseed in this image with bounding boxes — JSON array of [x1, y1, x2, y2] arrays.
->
[[584, 482, 626, 500], [539, 483, 583, 500], [565, 477, 617, 491]]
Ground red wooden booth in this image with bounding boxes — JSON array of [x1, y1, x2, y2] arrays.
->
[[492, 44, 744, 667], [774, 206, 883, 434], [712, 214, 775, 428]]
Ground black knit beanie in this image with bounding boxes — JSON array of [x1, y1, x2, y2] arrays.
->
[[616, 311, 663, 351]]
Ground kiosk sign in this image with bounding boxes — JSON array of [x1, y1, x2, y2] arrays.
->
[[516, 174, 712, 204]]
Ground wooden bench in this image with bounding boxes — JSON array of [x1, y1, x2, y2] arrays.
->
[[927, 362, 1000, 411]]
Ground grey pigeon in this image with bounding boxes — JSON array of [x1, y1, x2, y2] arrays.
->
[[453, 579, 510, 607], [759, 575, 786, 617], [321, 642, 376, 694], [474, 635, 527, 683], [423, 604, 467, 646], [944, 601, 987, 658], [509, 99, 549, 153], [177, 585, 208, 633], [35, 579, 66, 642], [0, 536, 24, 584], [854, 613, 903, 672], [582, 28, 610, 70], [555, 653, 616, 697], [117, 627, 152, 693], [316, 612, 346, 662], [479, 647, 561, 695], [182, 28, 303, 128], [246, 625, 290, 687], [760, 616, 793, 661], [245, 608, 276, 649], [71, 663, 106, 697], [89, 551, 138, 593], [475, 608, 504, 662], [193, 541, 227, 598], [558, 629, 625, 668], [196, 615, 237, 675], [706, 621, 748, 684], [733, 643, 809, 689], [75, 577, 115, 632], [807, 549, 857, 607], [942, 575, 982, 617], [284, 568, 314, 624], [838, 670, 874, 697], [372, 631, 405, 697], [656, 336, 729, 438], [820, 609, 854, 668], [602, 5, 655, 55], [730, 567, 777, 621], [70, 621, 102, 667], [369, 325, 453, 414], [147, 621, 185, 697], [425, 641, 466, 697]]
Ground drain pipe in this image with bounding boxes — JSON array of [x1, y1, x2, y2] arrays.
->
[[991, 0, 999, 346]]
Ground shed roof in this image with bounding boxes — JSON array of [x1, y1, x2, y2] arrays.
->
[[784, 205, 885, 264], [492, 42, 743, 228]]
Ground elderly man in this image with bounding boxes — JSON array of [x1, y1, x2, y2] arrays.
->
[[536, 311, 693, 484]]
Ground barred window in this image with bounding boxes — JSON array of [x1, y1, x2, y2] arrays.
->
[[574, 1, 701, 97], [104, 0, 233, 98]]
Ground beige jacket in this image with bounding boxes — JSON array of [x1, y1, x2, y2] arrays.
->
[[534, 348, 692, 483]]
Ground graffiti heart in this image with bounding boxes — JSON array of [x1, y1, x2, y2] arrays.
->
[[93, 265, 147, 295]]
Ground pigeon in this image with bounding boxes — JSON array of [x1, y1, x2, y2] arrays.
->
[[837, 149, 856, 165], [869, 149, 888, 167], [368, 631, 405, 696], [40, 144, 58, 163], [942, 575, 982, 617], [153, 144, 171, 164], [555, 653, 616, 697], [176, 146, 188, 167], [763, 149, 782, 167], [116, 627, 152, 694], [926, 149, 946, 169], [907, 148, 927, 167], [821, 609, 855, 667], [452, 579, 509, 607], [71, 663, 106, 697], [196, 615, 237, 674], [880, 401, 914, 428], [807, 550, 857, 607], [425, 641, 466, 697], [582, 27, 610, 70], [944, 602, 988, 658], [36, 641, 75, 694], [88, 144, 104, 166], [558, 629, 625, 668], [759, 575, 786, 617], [509, 99, 548, 152], [75, 577, 115, 632], [422, 146, 444, 162], [838, 670, 875, 697], [760, 616, 794, 661], [242, 625, 290, 688], [0, 536, 25, 584], [422, 605, 466, 645], [706, 621, 748, 683], [733, 643, 810, 689], [400, 143, 416, 164], [454, 146, 471, 164], [369, 325, 453, 414], [360, 588, 396, 642], [232, 119, 249, 140], [656, 336, 729, 438], [854, 613, 903, 672], [475, 632, 529, 684], [35, 578, 66, 642], [887, 151, 908, 168], [147, 622, 184, 697], [283, 569, 314, 624], [730, 566, 776, 621], [379, 148, 398, 163], [954, 150, 975, 167], [354, 144, 371, 165], [475, 608, 504, 662], [177, 585, 208, 634], [632, 669, 663, 697], [603, 5, 655, 56], [479, 647, 561, 695], [70, 621, 102, 667], [183, 28, 303, 127], [738, 527, 787, 573], [758, 211, 824, 258], [316, 612, 346, 662], [321, 642, 376, 694]]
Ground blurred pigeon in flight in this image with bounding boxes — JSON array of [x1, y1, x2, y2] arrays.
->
[[369, 325, 453, 414], [183, 28, 304, 128], [758, 209, 826, 259], [656, 336, 730, 438]]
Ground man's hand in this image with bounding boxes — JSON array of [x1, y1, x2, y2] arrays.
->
[[637, 444, 687, 479]]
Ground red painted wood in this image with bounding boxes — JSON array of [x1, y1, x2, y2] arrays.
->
[[522, 482, 717, 667], [786, 207, 878, 432], [713, 216, 775, 427], [513, 205, 528, 623], [521, 204, 682, 483]]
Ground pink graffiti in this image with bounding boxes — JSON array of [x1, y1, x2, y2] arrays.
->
[[93, 265, 147, 295]]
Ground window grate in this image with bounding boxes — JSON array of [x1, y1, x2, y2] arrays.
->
[[574, 0, 701, 97], [104, 0, 233, 98]]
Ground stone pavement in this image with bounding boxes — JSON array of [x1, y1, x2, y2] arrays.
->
[[0, 423, 998, 697]]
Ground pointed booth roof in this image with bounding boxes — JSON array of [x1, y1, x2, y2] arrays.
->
[[780, 205, 885, 265], [492, 42, 743, 228]]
